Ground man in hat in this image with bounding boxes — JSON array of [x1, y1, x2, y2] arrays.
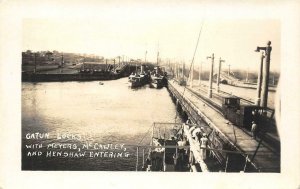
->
[[251, 121, 258, 139], [200, 133, 208, 160]]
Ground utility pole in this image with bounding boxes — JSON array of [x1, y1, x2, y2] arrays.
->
[[255, 52, 265, 106], [207, 53, 214, 98], [255, 41, 272, 108], [145, 51, 147, 63], [217, 58, 225, 92]]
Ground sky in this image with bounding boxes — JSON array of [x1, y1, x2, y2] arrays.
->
[[22, 3, 281, 72]]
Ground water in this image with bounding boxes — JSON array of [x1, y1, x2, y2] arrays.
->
[[22, 78, 181, 171]]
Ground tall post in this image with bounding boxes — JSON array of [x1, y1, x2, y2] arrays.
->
[[145, 51, 147, 63], [256, 52, 265, 106], [261, 41, 272, 108], [207, 53, 214, 98], [217, 58, 225, 93], [118, 56, 120, 67], [255, 41, 272, 108]]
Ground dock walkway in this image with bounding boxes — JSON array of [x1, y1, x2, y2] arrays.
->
[[168, 80, 280, 172]]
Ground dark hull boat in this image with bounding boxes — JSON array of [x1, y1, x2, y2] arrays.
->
[[150, 66, 167, 89], [128, 65, 150, 88]]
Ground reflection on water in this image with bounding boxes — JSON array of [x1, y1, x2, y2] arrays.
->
[[22, 78, 181, 171]]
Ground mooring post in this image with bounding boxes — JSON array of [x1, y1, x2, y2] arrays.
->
[[207, 53, 214, 98]]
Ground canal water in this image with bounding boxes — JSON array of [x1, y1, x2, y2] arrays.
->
[[22, 78, 182, 171]]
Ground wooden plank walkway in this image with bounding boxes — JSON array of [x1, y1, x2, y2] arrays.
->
[[169, 80, 280, 172]]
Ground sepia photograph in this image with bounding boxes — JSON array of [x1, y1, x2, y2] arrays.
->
[[1, 0, 300, 188], [21, 18, 280, 172]]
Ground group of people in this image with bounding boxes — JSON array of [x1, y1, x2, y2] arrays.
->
[[186, 119, 208, 160]]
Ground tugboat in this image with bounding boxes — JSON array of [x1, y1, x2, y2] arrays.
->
[[150, 66, 167, 89], [128, 64, 150, 88]]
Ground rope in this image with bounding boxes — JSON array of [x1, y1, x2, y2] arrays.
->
[[175, 20, 205, 121]]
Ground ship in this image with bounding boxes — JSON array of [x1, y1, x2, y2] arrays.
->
[[142, 122, 216, 172], [150, 66, 167, 89], [128, 64, 150, 88]]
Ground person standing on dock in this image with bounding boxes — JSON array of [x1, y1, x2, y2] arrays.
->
[[200, 133, 208, 160], [251, 121, 258, 139]]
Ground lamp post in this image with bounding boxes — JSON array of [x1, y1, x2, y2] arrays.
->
[[255, 41, 272, 108], [207, 53, 214, 98]]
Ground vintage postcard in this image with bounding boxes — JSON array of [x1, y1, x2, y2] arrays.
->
[[1, 0, 300, 189]]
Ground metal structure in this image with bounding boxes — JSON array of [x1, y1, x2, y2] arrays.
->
[[255, 41, 272, 108], [256, 52, 265, 106]]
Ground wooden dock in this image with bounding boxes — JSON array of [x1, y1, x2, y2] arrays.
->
[[167, 80, 280, 172]]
